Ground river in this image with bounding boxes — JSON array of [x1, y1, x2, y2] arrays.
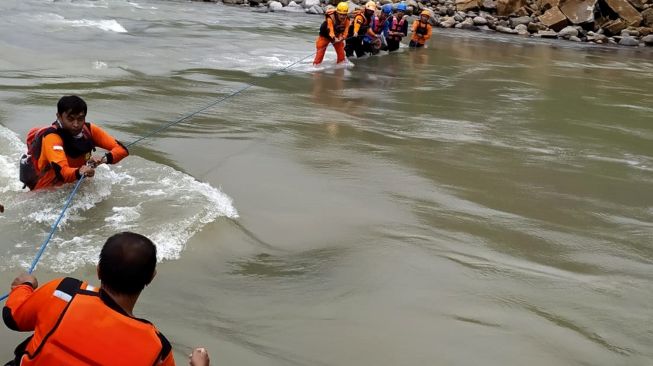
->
[[0, 0, 652, 364]]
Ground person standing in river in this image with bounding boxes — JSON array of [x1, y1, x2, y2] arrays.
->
[[313, 2, 351, 66], [409, 10, 432, 48], [386, 3, 408, 52], [345, 1, 377, 58]]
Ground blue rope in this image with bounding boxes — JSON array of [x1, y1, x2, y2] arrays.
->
[[125, 50, 321, 148], [0, 176, 86, 302], [2, 42, 343, 302]]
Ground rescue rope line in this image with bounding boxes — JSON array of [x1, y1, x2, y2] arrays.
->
[[0, 177, 86, 302], [2, 40, 351, 302], [125, 48, 326, 148]]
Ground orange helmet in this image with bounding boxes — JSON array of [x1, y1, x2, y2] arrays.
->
[[336, 1, 349, 14], [365, 1, 377, 10]]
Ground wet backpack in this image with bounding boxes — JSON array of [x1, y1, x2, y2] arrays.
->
[[19, 126, 58, 190]]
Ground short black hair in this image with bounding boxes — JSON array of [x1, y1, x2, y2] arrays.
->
[[57, 95, 87, 116], [98, 232, 157, 295]]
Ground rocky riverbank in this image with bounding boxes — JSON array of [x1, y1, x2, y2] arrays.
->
[[201, 0, 653, 47]]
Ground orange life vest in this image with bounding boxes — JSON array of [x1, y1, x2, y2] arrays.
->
[[13, 278, 172, 366], [19, 122, 95, 190]]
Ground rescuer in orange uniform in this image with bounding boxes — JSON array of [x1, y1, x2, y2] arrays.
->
[[409, 10, 433, 48], [2, 232, 210, 366], [19, 95, 129, 190], [313, 2, 351, 66]]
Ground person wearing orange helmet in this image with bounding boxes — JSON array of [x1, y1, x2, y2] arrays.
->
[[313, 2, 351, 66], [409, 9, 432, 48], [345, 1, 378, 58]]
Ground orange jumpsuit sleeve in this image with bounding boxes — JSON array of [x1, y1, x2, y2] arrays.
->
[[353, 14, 364, 34], [4, 279, 63, 331], [327, 17, 336, 39], [411, 21, 418, 34], [39, 134, 80, 183], [89, 124, 129, 164]]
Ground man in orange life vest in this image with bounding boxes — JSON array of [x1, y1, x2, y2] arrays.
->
[[345, 1, 378, 58], [21, 95, 129, 190], [3, 232, 209, 366], [313, 2, 351, 66], [409, 10, 433, 48]]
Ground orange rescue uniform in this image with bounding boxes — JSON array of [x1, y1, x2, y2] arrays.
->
[[313, 13, 351, 65], [3, 277, 175, 366], [33, 122, 129, 190], [410, 20, 432, 46]]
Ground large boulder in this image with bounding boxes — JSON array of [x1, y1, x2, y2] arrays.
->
[[618, 36, 639, 45], [626, 0, 647, 10], [538, 0, 559, 10], [440, 16, 457, 26], [456, 0, 480, 10], [642, 8, 653, 27], [559, 0, 597, 24], [268, 0, 283, 9], [558, 25, 579, 37], [510, 15, 533, 26], [303, 0, 320, 8], [306, 4, 324, 13], [603, 0, 643, 26], [642, 34, 653, 45], [601, 18, 628, 34], [481, 0, 497, 10], [496, 0, 527, 15], [539, 6, 569, 30]]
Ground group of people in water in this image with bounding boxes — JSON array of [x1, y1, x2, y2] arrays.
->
[[313, 1, 433, 66], [2, 10, 431, 360], [2, 96, 210, 365]]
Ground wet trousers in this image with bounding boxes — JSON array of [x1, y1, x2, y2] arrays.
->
[[386, 39, 401, 52], [409, 40, 425, 48], [313, 36, 346, 65]]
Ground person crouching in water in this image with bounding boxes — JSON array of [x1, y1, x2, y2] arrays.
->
[[409, 10, 432, 48], [371, 4, 393, 53], [313, 2, 351, 66], [386, 3, 408, 52], [345, 1, 377, 58]]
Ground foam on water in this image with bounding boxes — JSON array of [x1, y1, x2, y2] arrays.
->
[[67, 19, 127, 33], [0, 125, 238, 273], [35, 14, 127, 33]]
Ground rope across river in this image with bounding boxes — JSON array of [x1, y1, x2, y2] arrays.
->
[[0, 39, 354, 302]]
